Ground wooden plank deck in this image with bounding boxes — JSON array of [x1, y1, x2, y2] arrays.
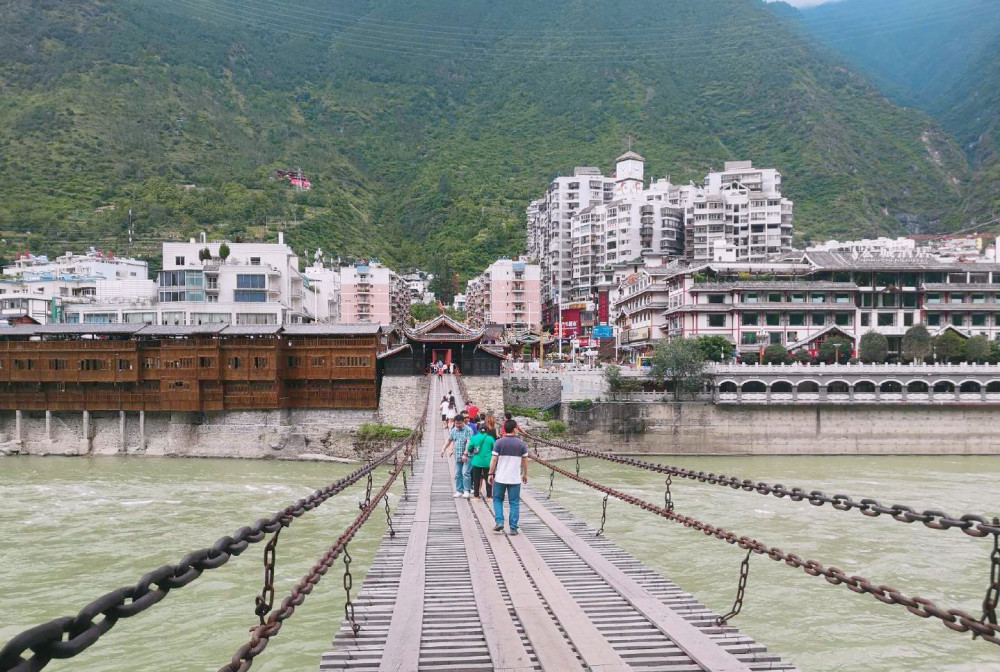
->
[[321, 375, 798, 672]]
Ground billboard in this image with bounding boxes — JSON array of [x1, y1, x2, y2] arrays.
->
[[592, 325, 613, 339]]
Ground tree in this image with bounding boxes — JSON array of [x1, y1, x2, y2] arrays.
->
[[741, 351, 759, 365], [604, 364, 640, 400], [901, 324, 932, 363], [762, 344, 790, 364], [409, 302, 438, 323], [858, 331, 889, 363], [792, 349, 815, 364], [817, 336, 853, 364], [934, 330, 966, 362], [966, 334, 990, 363], [218, 242, 230, 261], [647, 338, 707, 400], [696, 335, 732, 362], [198, 247, 211, 261]]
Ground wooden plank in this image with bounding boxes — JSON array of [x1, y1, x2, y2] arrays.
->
[[376, 397, 436, 672], [521, 489, 755, 672], [456, 462, 584, 671], [452, 473, 535, 672]]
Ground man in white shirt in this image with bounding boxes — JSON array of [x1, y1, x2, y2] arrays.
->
[[487, 420, 528, 535]]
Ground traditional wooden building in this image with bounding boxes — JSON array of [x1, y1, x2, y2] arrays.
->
[[0, 323, 381, 411], [379, 314, 505, 376]]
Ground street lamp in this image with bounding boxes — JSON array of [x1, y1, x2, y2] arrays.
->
[[833, 342, 843, 365], [757, 330, 768, 362]]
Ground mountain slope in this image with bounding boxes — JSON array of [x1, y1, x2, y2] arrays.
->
[[0, 0, 981, 291]]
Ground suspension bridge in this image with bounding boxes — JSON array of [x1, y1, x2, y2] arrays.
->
[[1, 375, 997, 672]]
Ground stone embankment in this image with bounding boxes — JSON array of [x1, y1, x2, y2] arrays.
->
[[0, 377, 430, 461]]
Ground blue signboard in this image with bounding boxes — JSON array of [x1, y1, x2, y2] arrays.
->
[[592, 325, 613, 339]]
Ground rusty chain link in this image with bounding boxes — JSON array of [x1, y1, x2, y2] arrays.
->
[[360, 471, 373, 511], [547, 469, 555, 499], [530, 451, 1000, 647], [717, 549, 752, 625], [254, 523, 286, 626], [401, 467, 408, 501], [0, 398, 428, 672], [976, 524, 1000, 639], [526, 432, 1000, 538], [596, 493, 610, 537], [384, 494, 396, 539], [219, 437, 415, 672], [664, 475, 674, 513], [343, 545, 359, 636], [575, 452, 581, 476]]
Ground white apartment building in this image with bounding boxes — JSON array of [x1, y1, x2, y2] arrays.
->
[[464, 258, 542, 330], [1, 250, 154, 324], [64, 235, 311, 325], [339, 261, 409, 325], [686, 161, 793, 262], [401, 271, 436, 305], [453, 293, 467, 312], [303, 264, 342, 323]]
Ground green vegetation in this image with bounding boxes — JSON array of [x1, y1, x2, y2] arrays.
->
[[933, 331, 966, 363], [762, 344, 791, 365], [858, 331, 889, 364], [505, 406, 556, 421], [966, 334, 991, 364], [568, 399, 593, 411], [647, 337, 707, 400], [604, 365, 641, 401], [817, 336, 854, 364], [901, 325, 932, 363], [355, 423, 411, 442], [695, 335, 732, 363], [542, 420, 567, 437], [0, 0, 990, 283]]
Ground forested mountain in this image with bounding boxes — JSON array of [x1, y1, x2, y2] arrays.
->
[[786, 0, 1000, 224], [0, 0, 986, 288]]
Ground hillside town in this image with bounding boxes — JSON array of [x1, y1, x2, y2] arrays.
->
[[2, 150, 1000, 366]]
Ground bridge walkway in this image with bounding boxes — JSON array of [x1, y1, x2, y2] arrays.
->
[[321, 375, 797, 672]]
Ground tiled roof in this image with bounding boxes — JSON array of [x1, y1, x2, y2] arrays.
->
[[35, 323, 145, 335], [139, 324, 227, 336], [282, 323, 381, 336], [219, 325, 283, 336], [688, 281, 855, 291]]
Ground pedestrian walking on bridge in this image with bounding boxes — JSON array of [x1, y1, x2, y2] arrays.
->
[[440, 413, 474, 498], [488, 420, 528, 534]]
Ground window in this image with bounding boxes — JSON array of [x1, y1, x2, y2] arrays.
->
[[49, 359, 68, 370], [741, 332, 758, 345], [13, 359, 34, 371], [288, 356, 302, 368], [234, 290, 267, 302], [84, 313, 115, 323], [927, 314, 941, 326], [903, 312, 914, 327], [973, 294, 986, 304], [877, 313, 895, 326], [335, 356, 371, 367], [788, 313, 805, 326], [950, 293, 964, 304], [812, 313, 826, 326], [252, 357, 268, 369], [834, 293, 850, 304], [902, 294, 918, 308], [743, 293, 758, 303], [228, 357, 241, 369], [787, 331, 798, 343], [790, 293, 805, 303], [250, 257, 261, 266], [175, 256, 185, 266], [708, 314, 726, 328], [741, 313, 759, 326], [767, 293, 782, 303], [118, 359, 134, 371], [79, 359, 106, 371], [769, 332, 782, 345], [311, 356, 326, 367], [860, 294, 873, 307], [707, 294, 725, 304], [952, 314, 965, 326], [973, 313, 987, 327], [766, 313, 780, 326], [811, 293, 825, 303], [861, 312, 871, 327], [835, 313, 851, 326], [926, 293, 941, 304], [236, 274, 266, 289], [199, 357, 215, 368], [881, 294, 896, 308]]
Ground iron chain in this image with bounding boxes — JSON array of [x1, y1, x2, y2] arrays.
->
[[596, 493, 609, 537], [360, 472, 373, 511], [343, 545, 359, 636], [254, 526, 284, 626], [530, 451, 1000, 647], [384, 494, 396, 539], [526, 432, 1000, 538], [664, 475, 674, 513], [401, 467, 408, 501], [976, 523, 1000, 639], [717, 549, 752, 625], [575, 452, 581, 477], [547, 469, 555, 499]]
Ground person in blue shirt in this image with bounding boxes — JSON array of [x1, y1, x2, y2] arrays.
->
[[440, 413, 474, 498]]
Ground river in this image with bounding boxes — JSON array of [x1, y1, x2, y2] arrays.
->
[[1, 454, 998, 672]]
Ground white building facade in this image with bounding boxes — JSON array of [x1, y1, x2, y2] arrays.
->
[[464, 258, 542, 330], [339, 261, 409, 325]]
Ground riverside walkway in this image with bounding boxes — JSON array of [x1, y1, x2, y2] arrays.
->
[[321, 375, 796, 672]]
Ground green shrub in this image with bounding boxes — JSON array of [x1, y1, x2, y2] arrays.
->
[[569, 399, 593, 411], [543, 420, 567, 436]]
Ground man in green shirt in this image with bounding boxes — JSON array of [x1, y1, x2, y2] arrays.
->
[[467, 423, 494, 499]]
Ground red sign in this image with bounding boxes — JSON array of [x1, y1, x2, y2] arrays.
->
[[558, 308, 581, 338], [598, 290, 609, 324]]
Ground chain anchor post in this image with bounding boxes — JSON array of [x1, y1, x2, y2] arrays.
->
[[975, 519, 1000, 639], [596, 493, 609, 537], [716, 549, 753, 626]]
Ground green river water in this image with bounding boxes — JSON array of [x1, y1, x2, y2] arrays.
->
[[1, 454, 999, 672]]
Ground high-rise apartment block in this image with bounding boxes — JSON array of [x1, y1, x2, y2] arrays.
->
[[339, 261, 409, 325], [464, 258, 541, 331], [525, 152, 794, 329]]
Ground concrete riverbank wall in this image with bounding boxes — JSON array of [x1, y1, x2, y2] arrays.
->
[[0, 377, 430, 460], [562, 401, 1000, 455]]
